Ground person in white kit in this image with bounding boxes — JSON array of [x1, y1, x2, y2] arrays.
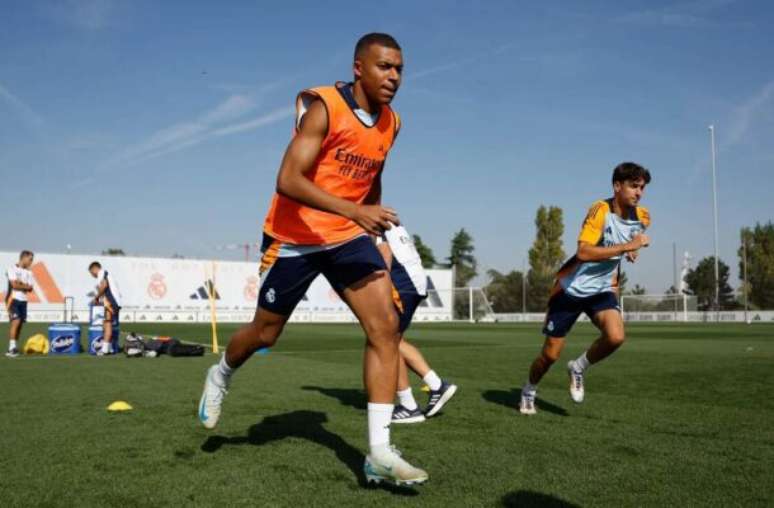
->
[[378, 225, 458, 424], [88, 261, 123, 356], [5, 250, 35, 358]]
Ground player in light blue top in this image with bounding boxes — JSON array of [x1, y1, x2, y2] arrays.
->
[[520, 162, 652, 414]]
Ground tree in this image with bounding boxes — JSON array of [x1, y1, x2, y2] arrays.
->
[[447, 229, 477, 287], [739, 223, 774, 309], [618, 270, 628, 294], [484, 269, 525, 313], [684, 256, 735, 311], [527, 206, 565, 311], [631, 284, 647, 295], [412, 235, 437, 269], [101, 248, 126, 256]]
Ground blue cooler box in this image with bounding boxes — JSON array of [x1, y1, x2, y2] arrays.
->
[[88, 325, 120, 355], [48, 324, 82, 355]]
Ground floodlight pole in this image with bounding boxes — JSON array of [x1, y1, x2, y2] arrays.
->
[[709, 125, 720, 322], [742, 233, 749, 324], [522, 257, 527, 316], [673, 242, 678, 320]]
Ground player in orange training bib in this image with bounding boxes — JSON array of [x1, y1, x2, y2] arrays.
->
[[198, 33, 428, 487]]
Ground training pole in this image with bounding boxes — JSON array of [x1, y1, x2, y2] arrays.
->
[[207, 261, 219, 354]]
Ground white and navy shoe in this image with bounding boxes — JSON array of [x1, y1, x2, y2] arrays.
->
[[391, 404, 426, 424], [567, 361, 585, 403], [199, 365, 229, 429], [424, 381, 458, 418], [364, 446, 428, 486], [5, 348, 20, 358], [519, 388, 537, 415]]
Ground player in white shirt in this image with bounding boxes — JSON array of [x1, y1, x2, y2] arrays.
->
[[377, 226, 458, 424], [88, 261, 123, 356], [5, 250, 34, 358]]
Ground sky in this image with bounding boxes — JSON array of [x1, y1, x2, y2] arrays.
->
[[1, 0, 773, 295]]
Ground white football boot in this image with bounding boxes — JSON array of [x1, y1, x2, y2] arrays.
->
[[198, 365, 229, 429], [364, 446, 428, 486], [567, 361, 585, 403], [519, 387, 537, 415]]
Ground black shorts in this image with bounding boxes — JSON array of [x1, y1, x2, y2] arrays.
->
[[258, 234, 387, 316], [542, 290, 619, 337], [8, 299, 27, 322], [390, 259, 427, 334]]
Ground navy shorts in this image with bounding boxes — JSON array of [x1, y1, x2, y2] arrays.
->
[[103, 296, 121, 327], [258, 234, 387, 316], [542, 290, 620, 337], [8, 299, 27, 322], [390, 259, 427, 334]]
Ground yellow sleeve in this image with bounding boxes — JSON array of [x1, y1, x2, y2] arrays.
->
[[636, 206, 651, 228], [578, 201, 609, 244]]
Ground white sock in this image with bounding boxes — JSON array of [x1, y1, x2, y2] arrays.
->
[[574, 352, 591, 372], [216, 355, 235, 385], [523, 382, 537, 396], [101, 340, 110, 354], [423, 370, 442, 391], [367, 402, 393, 457], [9, 339, 17, 350], [397, 388, 418, 411]]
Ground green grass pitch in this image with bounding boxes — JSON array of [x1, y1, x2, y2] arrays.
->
[[1, 322, 773, 507]]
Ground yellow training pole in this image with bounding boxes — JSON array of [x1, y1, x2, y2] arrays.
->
[[207, 261, 219, 354]]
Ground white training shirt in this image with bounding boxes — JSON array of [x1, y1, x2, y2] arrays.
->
[[96, 268, 123, 307], [6, 264, 33, 302]]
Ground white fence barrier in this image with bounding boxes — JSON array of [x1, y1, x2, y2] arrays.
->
[[0, 250, 455, 324], [490, 311, 774, 323]]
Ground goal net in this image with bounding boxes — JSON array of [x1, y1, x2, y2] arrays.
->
[[620, 293, 698, 322]]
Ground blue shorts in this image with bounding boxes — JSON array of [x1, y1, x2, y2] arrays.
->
[[257, 234, 387, 316], [390, 259, 427, 334], [8, 299, 27, 322], [542, 290, 620, 337]]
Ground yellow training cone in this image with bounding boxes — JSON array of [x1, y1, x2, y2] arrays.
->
[[107, 401, 133, 412], [420, 385, 430, 393]]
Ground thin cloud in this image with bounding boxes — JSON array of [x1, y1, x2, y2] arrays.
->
[[72, 86, 293, 189], [45, 0, 116, 30], [404, 42, 518, 82], [106, 93, 260, 168], [211, 107, 294, 137], [689, 78, 774, 179], [616, 0, 743, 29], [725, 79, 774, 149], [0, 83, 45, 130]]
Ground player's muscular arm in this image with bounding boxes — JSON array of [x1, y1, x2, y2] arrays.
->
[[576, 234, 650, 262], [9, 280, 33, 291], [275, 100, 399, 234], [92, 280, 107, 303], [363, 169, 382, 205]]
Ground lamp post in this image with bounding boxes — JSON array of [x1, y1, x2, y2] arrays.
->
[[709, 125, 720, 322]]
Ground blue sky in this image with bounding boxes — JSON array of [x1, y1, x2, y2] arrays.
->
[[1, 0, 773, 294]]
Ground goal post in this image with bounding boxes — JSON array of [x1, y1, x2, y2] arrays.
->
[[620, 293, 697, 322], [450, 287, 496, 322]]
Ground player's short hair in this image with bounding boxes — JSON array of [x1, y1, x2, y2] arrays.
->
[[19, 250, 33, 260], [612, 162, 651, 185], [88, 261, 101, 271], [354, 33, 401, 60]]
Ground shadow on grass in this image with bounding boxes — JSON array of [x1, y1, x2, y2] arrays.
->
[[201, 410, 417, 496], [501, 490, 580, 507], [302, 385, 367, 410], [481, 390, 568, 416]]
